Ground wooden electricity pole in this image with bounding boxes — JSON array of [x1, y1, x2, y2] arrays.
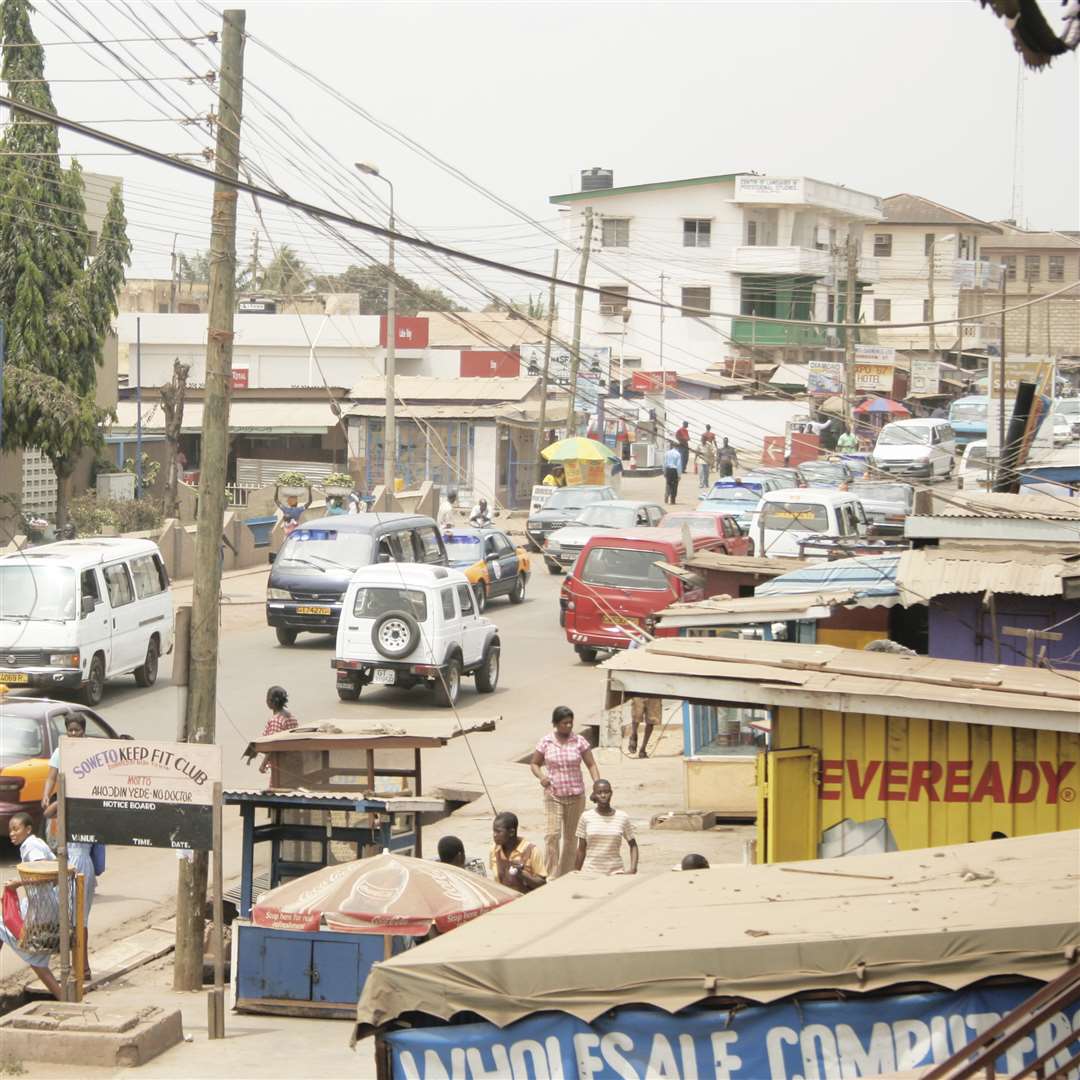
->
[[536, 249, 559, 479], [568, 207, 593, 434], [843, 234, 858, 428], [174, 8, 245, 992]]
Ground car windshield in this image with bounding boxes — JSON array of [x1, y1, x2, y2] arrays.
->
[[443, 534, 483, 563], [0, 711, 43, 756], [950, 402, 988, 422], [276, 529, 373, 572], [877, 426, 929, 446], [576, 505, 639, 528], [352, 586, 428, 621], [580, 547, 670, 591], [966, 445, 988, 463], [0, 564, 76, 621], [661, 515, 714, 535], [545, 488, 606, 512], [761, 502, 830, 532], [705, 485, 759, 503], [851, 483, 912, 507]]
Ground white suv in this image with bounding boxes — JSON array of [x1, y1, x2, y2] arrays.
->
[[332, 563, 500, 707]]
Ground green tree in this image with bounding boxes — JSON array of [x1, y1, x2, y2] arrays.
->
[[178, 250, 212, 286], [312, 263, 465, 316], [258, 244, 310, 296], [483, 293, 546, 319], [0, 0, 131, 527]]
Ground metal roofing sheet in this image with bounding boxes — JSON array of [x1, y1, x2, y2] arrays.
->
[[354, 830, 1080, 1033], [934, 492, 1080, 521], [658, 588, 896, 623], [687, 552, 813, 576], [896, 547, 1068, 602]]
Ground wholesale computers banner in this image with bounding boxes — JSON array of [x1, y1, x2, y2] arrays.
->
[[386, 984, 1080, 1079]]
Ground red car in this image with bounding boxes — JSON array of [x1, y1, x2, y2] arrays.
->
[[560, 529, 727, 662], [658, 511, 753, 556]]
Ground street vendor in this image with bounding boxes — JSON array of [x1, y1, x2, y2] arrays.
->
[[489, 812, 546, 894]]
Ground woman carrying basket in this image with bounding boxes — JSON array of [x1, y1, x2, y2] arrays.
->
[[1, 813, 63, 999]]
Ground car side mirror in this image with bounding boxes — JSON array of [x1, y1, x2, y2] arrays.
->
[[378, 551, 392, 563], [268, 552, 276, 564], [81, 595, 97, 618]]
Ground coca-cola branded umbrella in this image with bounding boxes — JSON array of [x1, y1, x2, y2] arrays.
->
[[252, 851, 518, 936]]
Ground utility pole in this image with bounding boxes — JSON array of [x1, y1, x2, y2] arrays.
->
[[249, 228, 260, 293], [1025, 278, 1033, 357], [169, 233, 178, 313], [567, 206, 593, 435], [659, 272, 667, 430], [843, 234, 858, 429], [536, 249, 559, 479], [174, 8, 245, 993], [927, 241, 936, 362], [997, 266, 1007, 482]]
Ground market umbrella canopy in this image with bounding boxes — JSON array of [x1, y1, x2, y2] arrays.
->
[[854, 396, 911, 416], [541, 436, 619, 462], [252, 851, 518, 936]]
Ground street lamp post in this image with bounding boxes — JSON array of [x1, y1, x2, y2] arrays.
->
[[356, 162, 396, 493]]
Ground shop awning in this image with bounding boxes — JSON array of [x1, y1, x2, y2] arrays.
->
[[353, 830, 1080, 1035]]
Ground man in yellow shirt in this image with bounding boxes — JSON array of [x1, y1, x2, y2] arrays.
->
[[489, 812, 547, 894]]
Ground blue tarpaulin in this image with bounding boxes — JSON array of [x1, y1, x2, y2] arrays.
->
[[385, 984, 1080, 1080]]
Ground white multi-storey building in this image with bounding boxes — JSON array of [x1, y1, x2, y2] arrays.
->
[[548, 169, 883, 378]]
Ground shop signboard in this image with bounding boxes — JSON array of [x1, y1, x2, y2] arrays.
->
[[853, 362, 895, 394], [61, 738, 222, 851], [854, 344, 897, 364], [379, 316, 430, 349], [910, 359, 940, 395], [807, 359, 843, 396], [385, 985, 1043, 1080], [630, 371, 677, 392], [520, 345, 611, 406]]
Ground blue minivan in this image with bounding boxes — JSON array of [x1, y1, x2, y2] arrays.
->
[[947, 395, 988, 449], [266, 513, 447, 645]]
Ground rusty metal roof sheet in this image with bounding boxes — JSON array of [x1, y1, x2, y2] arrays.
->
[[686, 552, 813, 576], [896, 547, 1068, 603]]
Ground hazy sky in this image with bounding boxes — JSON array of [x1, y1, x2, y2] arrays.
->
[[30, 1, 1079, 298]]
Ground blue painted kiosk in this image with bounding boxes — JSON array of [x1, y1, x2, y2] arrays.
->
[[227, 716, 497, 1018]]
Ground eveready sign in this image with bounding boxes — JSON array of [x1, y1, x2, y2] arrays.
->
[[819, 759, 1075, 804]]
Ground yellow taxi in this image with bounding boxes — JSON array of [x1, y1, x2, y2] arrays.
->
[[442, 527, 530, 614]]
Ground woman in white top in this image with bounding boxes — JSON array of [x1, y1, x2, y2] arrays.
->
[[1, 813, 63, 998], [574, 779, 638, 876]]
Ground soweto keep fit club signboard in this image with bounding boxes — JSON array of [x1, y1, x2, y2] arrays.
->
[[61, 737, 222, 850]]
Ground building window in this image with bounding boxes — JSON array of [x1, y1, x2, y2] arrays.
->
[[601, 218, 629, 248], [1049, 255, 1065, 282], [746, 220, 758, 246], [681, 286, 711, 317], [924, 233, 936, 256], [923, 299, 933, 322], [873, 233, 893, 257], [959, 235, 973, 259], [1003, 255, 1017, 281], [1024, 255, 1041, 281], [873, 299, 891, 321], [683, 219, 711, 248], [599, 285, 629, 315]]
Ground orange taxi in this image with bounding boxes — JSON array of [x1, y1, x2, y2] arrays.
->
[[442, 527, 530, 613]]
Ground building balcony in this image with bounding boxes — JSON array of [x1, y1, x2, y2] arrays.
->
[[732, 245, 832, 277], [731, 318, 827, 348]]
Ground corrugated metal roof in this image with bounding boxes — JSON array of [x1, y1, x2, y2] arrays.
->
[[934, 492, 1080, 521], [112, 399, 338, 433], [982, 228, 1080, 251], [880, 194, 999, 229], [896, 547, 1069, 602], [603, 637, 1080, 733], [347, 375, 539, 402], [687, 552, 813, 576], [658, 588, 896, 625]]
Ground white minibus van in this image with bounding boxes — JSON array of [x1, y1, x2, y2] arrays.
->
[[0, 538, 173, 705], [751, 489, 868, 559]]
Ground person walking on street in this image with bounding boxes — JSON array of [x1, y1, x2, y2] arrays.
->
[[489, 812, 546, 894], [697, 433, 716, 491], [717, 437, 739, 478], [836, 428, 858, 453], [529, 705, 600, 878], [575, 780, 638, 876], [663, 443, 682, 504], [629, 695, 661, 757], [675, 421, 691, 474]]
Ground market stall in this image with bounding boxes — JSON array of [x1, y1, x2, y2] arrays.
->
[[540, 436, 622, 490], [353, 831, 1080, 1079]]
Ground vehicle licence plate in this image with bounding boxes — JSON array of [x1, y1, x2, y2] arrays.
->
[[601, 614, 637, 627], [296, 605, 332, 616], [0, 672, 28, 684], [372, 669, 396, 685]]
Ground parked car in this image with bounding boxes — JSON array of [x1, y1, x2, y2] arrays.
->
[[750, 488, 868, 559], [751, 466, 803, 488], [332, 563, 500, 707], [542, 500, 665, 573], [947, 395, 989, 449], [266, 513, 447, 646], [442, 526, 530, 612], [869, 418, 956, 479], [796, 460, 855, 488], [525, 486, 617, 551], [848, 481, 915, 536], [698, 478, 778, 531], [0, 538, 173, 706], [1053, 397, 1080, 440], [958, 440, 992, 492], [658, 511, 753, 555], [0, 698, 128, 835], [560, 529, 726, 662]]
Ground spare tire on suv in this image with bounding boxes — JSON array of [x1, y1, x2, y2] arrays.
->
[[372, 609, 420, 659]]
